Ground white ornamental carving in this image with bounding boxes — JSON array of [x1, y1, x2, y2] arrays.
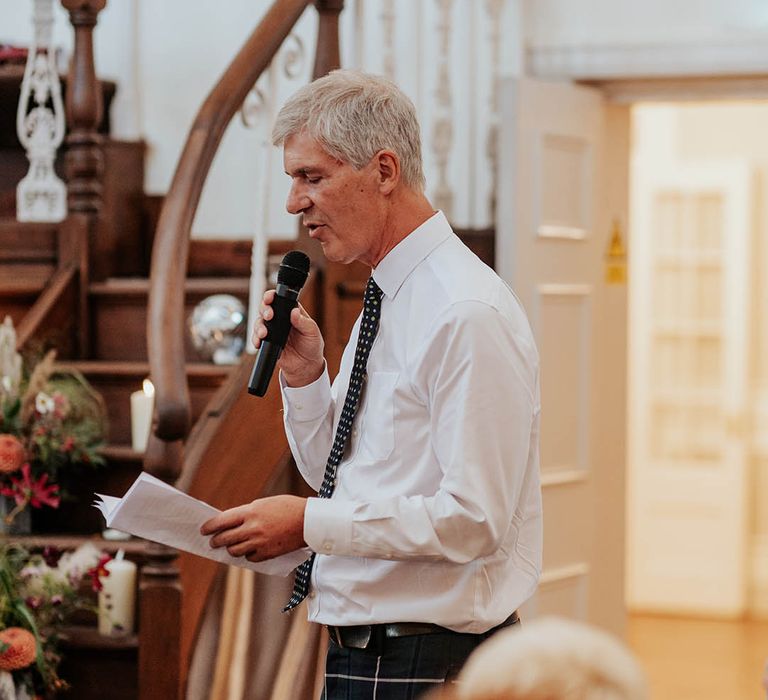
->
[[431, 0, 455, 218], [381, 0, 396, 79], [485, 0, 505, 219], [16, 0, 67, 223]]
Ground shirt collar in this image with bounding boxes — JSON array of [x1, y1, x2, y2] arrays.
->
[[371, 211, 452, 299]]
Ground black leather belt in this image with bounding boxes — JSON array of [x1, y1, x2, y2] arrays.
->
[[327, 610, 519, 650]]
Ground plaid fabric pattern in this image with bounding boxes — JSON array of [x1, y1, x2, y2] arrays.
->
[[283, 277, 385, 612], [321, 626, 511, 700]]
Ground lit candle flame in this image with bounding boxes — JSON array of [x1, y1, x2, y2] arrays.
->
[[142, 379, 155, 397]]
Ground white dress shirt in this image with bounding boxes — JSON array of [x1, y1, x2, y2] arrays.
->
[[280, 211, 542, 633]]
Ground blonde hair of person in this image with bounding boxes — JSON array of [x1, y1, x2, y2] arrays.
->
[[271, 69, 426, 192], [429, 617, 647, 700]]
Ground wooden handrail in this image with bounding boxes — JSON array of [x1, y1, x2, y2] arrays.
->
[[15, 263, 78, 350], [148, 0, 312, 446]]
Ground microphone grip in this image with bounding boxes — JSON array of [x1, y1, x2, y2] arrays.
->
[[247, 340, 282, 396]]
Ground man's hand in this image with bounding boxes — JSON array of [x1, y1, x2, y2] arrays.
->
[[200, 495, 308, 562], [253, 290, 325, 387]]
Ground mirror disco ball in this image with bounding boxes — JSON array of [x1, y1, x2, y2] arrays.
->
[[188, 294, 247, 365]]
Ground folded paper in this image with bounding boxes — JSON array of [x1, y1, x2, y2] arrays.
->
[[94, 472, 308, 576]]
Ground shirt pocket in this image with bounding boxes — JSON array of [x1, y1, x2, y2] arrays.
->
[[359, 371, 398, 462]]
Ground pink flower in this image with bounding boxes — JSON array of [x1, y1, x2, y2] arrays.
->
[[0, 463, 60, 509], [52, 392, 70, 419]]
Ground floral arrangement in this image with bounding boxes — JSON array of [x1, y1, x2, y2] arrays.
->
[[0, 541, 111, 696], [0, 316, 107, 528]]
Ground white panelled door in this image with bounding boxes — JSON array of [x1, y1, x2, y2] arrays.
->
[[497, 78, 629, 635], [628, 161, 751, 616]]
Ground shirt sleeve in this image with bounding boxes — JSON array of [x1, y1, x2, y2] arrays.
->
[[280, 363, 335, 492], [303, 300, 540, 564]]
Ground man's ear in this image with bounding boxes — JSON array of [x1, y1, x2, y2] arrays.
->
[[375, 150, 400, 195]]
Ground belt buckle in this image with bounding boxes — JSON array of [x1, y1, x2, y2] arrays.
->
[[328, 625, 374, 650], [328, 626, 340, 647]]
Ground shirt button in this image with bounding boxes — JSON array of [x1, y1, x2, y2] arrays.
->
[[352, 428, 358, 437], [295, 403, 303, 410], [308, 591, 316, 599], [323, 543, 332, 552]]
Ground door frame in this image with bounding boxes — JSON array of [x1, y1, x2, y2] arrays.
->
[[576, 73, 768, 618]]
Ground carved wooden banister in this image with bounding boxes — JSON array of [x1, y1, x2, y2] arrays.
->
[[147, 0, 311, 448], [62, 0, 105, 214], [313, 0, 344, 79], [60, 0, 105, 357]]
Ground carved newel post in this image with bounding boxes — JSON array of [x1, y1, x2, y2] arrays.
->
[[139, 542, 182, 700]]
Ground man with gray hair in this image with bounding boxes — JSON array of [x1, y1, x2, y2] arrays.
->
[[202, 70, 542, 698]]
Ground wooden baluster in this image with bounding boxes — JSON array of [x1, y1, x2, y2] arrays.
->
[[61, 0, 106, 355], [313, 0, 343, 79], [139, 542, 182, 700], [62, 0, 105, 213]]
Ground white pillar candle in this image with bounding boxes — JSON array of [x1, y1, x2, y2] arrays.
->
[[98, 549, 137, 637], [130, 378, 154, 452]]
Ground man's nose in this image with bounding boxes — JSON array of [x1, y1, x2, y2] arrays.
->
[[286, 182, 310, 215]]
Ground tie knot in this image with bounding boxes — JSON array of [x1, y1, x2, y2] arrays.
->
[[365, 276, 383, 304]]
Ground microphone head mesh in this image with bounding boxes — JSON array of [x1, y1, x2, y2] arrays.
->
[[277, 250, 310, 290]]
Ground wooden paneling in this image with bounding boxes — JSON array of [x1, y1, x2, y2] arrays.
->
[[188, 239, 253, 277], [89, 277, 249, 361], [100, 140, 148, 277], [66, 361, 230, 445]]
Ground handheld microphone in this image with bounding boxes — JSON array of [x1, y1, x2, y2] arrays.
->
[[247, 250, 310, 397]]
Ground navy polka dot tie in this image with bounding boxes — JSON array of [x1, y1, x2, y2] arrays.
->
[[283, 276, 384, 612]]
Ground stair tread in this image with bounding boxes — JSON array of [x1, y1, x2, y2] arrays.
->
[[100, 444, 143, 461], [60, 625, 138, 651], [10, 533, 153, 557], [0, 218, 60, 235], [0, 271, 49, 294], [89, 276, 250, 296], [66, 360, 231, 377]]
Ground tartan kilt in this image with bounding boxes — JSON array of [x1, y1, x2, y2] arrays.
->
[[320, 629, 486, 700]]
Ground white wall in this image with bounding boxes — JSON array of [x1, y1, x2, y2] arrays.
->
[[1, 0, 142, 137], [7, 0, 768, 237], [524, 0, 768, 47], [3, 0, 523, 237]]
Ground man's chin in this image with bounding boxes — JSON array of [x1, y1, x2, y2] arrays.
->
[[319, 243, 347, 264]]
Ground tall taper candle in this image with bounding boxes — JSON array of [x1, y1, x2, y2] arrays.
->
[[98, 549, 137, 636]]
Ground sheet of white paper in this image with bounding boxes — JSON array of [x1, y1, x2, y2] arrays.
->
[[94, 472, 309, 576]]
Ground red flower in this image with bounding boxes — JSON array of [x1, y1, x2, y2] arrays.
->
[[0, 434, 24, 474], [61, 436, 75, 452], [87, 554, 112, 592], [0, 463, 60, 509], [42, 545, 62, 567]]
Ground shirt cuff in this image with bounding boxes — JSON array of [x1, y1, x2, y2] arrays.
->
[[280, 362, 331, 423], [304, 497, 355, 556]]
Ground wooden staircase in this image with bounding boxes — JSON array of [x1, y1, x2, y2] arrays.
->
[[0, 5, 253, 695]]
